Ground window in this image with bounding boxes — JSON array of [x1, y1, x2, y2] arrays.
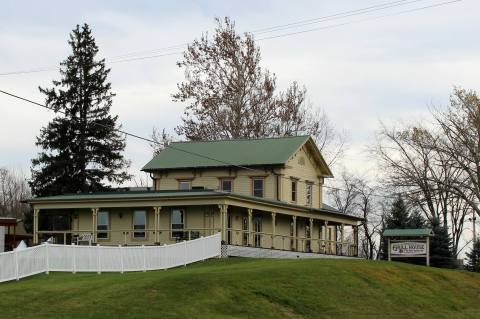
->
[[97, 211, 109, 240], [252, 178, 264, 197], [133, 210, 147, 239], [306, 183, 313, 206], [221, 179, 233, 192], [171, 208, 185, 238], [178, 180, 191, 190], [291, 180, 297, 202]]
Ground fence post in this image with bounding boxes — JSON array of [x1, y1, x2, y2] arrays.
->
[[45, 244, 49, 275], [163, 244, 167, 270], [97, 244, 101, 275], [119, 245, 124, 274], [14, 249, 19, 281], [183, 240, 187, 267], [202, 236, 206, 261], [72, 244, 76, 274], [142, 245, 146, 272]]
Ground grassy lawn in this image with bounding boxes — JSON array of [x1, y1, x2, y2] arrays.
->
[[0, 258, 479, 319]]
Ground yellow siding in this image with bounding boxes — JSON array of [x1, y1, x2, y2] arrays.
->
[[154, 169, 277, 201], [280, 145, 324, 209], [153, 145, 326, 210], [71, 204, 347, 255]]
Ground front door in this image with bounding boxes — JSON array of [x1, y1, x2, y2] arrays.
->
[[253, 215, 262, 247]]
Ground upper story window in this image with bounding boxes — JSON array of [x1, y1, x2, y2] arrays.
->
[[252, 177, 264, 197], [133, 210, 147, 239], [291, 179, 297, 202], [306, 183, 313, 207], [97, 211, 109, 240], [220, 179, 233, 192], [178, 180, 191, 190]]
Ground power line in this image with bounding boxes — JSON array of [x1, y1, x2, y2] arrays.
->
[[0, 88, 404, 199], [0, 0, 461, 76], [256, 0, 462, 41], [252, 0, 422, 34]]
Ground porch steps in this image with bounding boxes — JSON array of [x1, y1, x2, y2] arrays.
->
[[224, 245, 357, 259]]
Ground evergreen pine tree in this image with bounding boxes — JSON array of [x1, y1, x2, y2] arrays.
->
[[381, 196, 411, 259], [408, 210, 426, 228], [465, 239, 480, 272], [30, 24, 130, 196], [429, 217, 455, 268], [384, 196, 411, 229]]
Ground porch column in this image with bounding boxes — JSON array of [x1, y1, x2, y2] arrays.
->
[[33, 209, 39, 244], [218, 205, 228, 242], [91, 208, 98, 244], [248, 208, 253, 246], [154, 206, 161, 244], [309, 218, 314, 253], [340, 224, 345, 256], [271, 212, 276, 249], [353, 225, 359, 257], [324, 221, 328, 254], [292, 216, 297, 251]]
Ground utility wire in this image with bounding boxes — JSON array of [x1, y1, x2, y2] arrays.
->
[[252, 0, 422, 34], [1, 88, 406, 199], [0, 0, 460, 76], [256, 0, 462, 41]]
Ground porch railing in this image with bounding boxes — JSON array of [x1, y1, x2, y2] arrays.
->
[[36, 227, 358, 257], [37, 228, 221, 246], [225, 228, 358, 257]]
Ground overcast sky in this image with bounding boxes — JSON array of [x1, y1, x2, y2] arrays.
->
[[1, 0, 478, 186]]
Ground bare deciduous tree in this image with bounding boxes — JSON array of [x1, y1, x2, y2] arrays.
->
[[433, 88, 480, 218], [172, 17, 345, 164], [150, 127, 175, 155], [0, 168, 30, 219], [327, 171, 383, 259], [373, 121, 471, 256]]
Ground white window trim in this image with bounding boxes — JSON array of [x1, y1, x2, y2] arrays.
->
[[252, 177, 264, 198], [97, 211, 109, 240], [220, 178, 233, 192], [291, 179, 298, 203], [178, 180, 192, 190], [133, 210, 147, 240], [171, 208, 185, 239], [306, 183, 313, 207]]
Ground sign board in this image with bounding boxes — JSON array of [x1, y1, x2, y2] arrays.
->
[[390, 241, 427, 256]]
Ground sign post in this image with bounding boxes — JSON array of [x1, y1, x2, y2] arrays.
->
[[383, 228, 434, 267]]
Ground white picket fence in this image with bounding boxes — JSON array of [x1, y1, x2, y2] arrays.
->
[[0, 233, 221, 283]]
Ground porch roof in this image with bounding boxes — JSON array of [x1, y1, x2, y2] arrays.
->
[[25, 189, 362, 222], [383, 228, 434, 237]]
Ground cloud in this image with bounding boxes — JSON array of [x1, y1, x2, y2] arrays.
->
[[1, 0, 479, 185]]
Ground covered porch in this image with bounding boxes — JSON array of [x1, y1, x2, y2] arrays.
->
[[28, 190, 361, 257]]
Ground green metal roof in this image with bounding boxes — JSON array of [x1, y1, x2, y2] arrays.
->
[[383, 228, 434, 237], [142, 136, 311, 171], [25, 189, 362, 221]]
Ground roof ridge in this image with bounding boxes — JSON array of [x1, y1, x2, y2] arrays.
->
[[170, 135, 310, 145]]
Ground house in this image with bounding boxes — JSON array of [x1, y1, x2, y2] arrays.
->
[[0, 217, 31, 252], [26, 136, 361, 256]]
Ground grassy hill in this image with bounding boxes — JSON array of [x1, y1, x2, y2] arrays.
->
[[0, 258, 479, 319]]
